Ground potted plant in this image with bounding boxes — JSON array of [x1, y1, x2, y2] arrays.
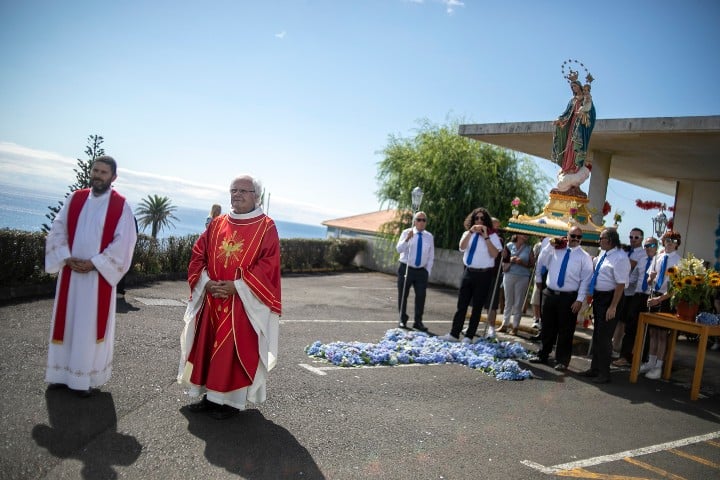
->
[[666, 254, 720, 321]]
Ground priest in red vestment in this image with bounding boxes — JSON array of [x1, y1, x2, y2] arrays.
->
[[178, 174, 282, 419]]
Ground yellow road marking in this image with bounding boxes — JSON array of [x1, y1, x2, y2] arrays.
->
[[624, 457, 686, 480], [668, 448, 720, 468]]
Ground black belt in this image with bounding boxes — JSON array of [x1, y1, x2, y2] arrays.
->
[[401, 263, 425, 270], [466, 267, 492, 272], [593, 290, 614, 295], [545, 288, 577, 296], [634, 292, 649, 298]]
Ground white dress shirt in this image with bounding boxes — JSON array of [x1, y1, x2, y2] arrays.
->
[[592, 247, 631, 292], [459, 231, 502, 269], [396, 227, 435, 275], [536, 244, 594, 302]]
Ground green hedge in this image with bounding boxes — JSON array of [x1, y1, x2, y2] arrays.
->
[[0, 229, 367, 288]]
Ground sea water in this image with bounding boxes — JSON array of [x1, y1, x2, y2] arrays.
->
[[0, 184, 327, 240]]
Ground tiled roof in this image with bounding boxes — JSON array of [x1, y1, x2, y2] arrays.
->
[[322, 209, 404, 235]]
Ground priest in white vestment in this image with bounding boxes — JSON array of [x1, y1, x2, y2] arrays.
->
[[44, 156, 137, 396]]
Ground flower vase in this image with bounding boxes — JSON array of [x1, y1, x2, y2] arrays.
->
[[675, 300, 699, 322]]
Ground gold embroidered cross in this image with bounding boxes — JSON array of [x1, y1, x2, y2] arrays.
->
[[217, 230, 244, 268]]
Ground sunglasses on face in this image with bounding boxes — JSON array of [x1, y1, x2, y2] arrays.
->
[[415, 218, 426, 222], [568, 234, 583, 240], [644, 243, 657, 248], [629, 235, 641, 240]]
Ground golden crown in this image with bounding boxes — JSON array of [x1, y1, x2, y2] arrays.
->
[[562, 59, 594, 85]]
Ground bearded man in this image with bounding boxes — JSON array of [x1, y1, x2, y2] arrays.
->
[[44, 156, 137, 397]]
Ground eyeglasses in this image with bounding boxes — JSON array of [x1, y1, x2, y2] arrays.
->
[[230, 189, 255, 195], [415, 218, 427, 222], [568, 234, 583, 240], [644, 243, 657, 248], [629, 235, 641, 240], [664, 238, 678, 244]]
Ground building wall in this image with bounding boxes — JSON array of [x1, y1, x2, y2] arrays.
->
[[677, 180, 720, 269], [355, 235, 464, 289]]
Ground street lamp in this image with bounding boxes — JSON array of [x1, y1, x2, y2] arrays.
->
[[399, 186, 424, 329], [411, 186, 424, 213], [652, 208, 668, 238]]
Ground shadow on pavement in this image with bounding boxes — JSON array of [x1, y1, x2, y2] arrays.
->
[[32, 388, 142, 479], [180, 407, 325, 479]]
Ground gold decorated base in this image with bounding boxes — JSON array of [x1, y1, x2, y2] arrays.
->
[[505, 193, 604, 242]]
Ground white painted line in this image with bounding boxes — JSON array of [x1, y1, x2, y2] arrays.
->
[[134, 297, 187, 306], [298, 362, 424, 376], [298, 363, 328, 375], [522, 430, 720, 474]]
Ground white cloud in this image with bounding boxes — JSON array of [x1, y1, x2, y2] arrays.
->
[[274, 31, 286, 39], [0, 142, 353, 225], [443, 0, 464, 14]]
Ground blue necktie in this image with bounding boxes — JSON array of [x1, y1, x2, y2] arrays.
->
[[557, 249, 571, 287], [588, 252, 607, 294], [655, 255, 669, 291], [415, 232, 423, 267], [466, 233, 480, 265], [640, 256, 652, 292]]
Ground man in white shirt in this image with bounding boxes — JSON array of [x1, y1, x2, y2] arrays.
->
[[580, 228, 631, 383], [396, 211, 435, 332], [439, 207, 502, 343], [530, 227, 593, 370]]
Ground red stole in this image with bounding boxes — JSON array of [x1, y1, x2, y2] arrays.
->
[[52, 189, 126, 343]]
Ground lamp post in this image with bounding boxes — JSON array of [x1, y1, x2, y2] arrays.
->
[[652, 208, 668, 238], [399, 187, 424, 329]]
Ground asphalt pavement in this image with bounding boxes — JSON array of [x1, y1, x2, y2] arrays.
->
[[1, 271, 719, 480]]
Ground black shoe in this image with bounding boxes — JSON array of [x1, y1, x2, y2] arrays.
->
[[530, 334, 542, 342], [398, 321, 409, 329], [578, 369, 599, 378], [187, 396, 217, 413], [413, 323, 429, 332], [592, 375, 611, 384], [209, 404, 239, 420], [554, 363, 568, 371], [528, 355, 549, 365]]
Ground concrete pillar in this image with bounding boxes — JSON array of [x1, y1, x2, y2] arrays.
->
[[587, 150, 611, 226]]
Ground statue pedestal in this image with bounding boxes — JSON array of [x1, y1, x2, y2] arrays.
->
[[505, 192, 604, 241]]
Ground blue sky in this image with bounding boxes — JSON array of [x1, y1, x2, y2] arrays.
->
[[1, 0, 718, 237]]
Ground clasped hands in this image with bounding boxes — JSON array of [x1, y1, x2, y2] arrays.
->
[[207, 280, 237, 299], [65, 257, 95, 273]]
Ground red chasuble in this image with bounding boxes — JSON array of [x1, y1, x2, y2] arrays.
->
[[186, 213, 281, 393]]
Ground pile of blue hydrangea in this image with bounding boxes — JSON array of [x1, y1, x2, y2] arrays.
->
[[304, 329, 533, 380], [695, 312, 720, 326]]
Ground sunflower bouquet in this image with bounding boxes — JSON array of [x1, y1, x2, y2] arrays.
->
[[666, 254, 720, 311]]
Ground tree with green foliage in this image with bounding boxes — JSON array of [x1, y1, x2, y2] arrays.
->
[[376, 119, 550, 250], [135, 195, 180, 239], [41, 135, 105, 233]]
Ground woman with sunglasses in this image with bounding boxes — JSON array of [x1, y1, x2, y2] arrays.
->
[[639, 231, 682, 379]]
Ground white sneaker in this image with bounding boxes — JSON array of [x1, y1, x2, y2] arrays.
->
[[638, 362, 654, 374], [611, 351, 620, 359], [461, 337, 472, 344], [438, 334, 460, 342], [645, 367, 662, 379], [531, 319, 541, 330], [711, 341, 720, 351], [486, 326, 496, 338]]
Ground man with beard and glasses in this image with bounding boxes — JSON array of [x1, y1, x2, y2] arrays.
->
[[44, 156, 137, 397]]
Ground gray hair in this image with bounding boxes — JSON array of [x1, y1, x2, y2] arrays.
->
[[230, 174, 263, 207]]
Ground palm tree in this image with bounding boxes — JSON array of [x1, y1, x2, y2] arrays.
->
[[135, 195, 179, 238]]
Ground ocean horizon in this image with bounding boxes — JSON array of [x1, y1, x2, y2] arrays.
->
[[0, 184, 328, 240]]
